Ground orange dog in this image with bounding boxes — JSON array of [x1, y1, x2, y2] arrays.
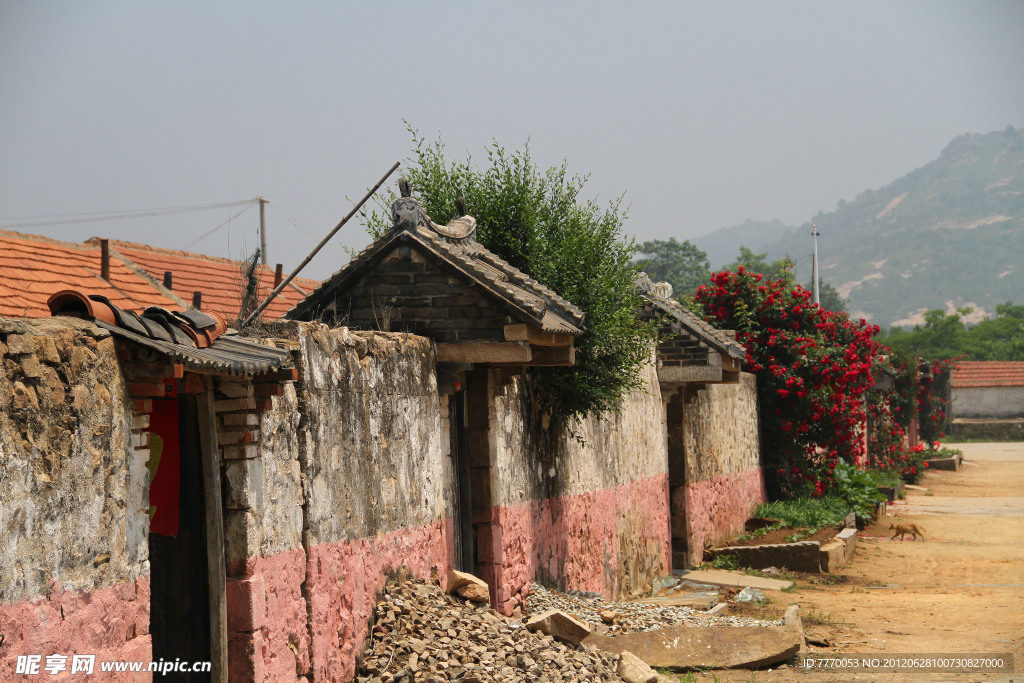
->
[[889, 523, 926, 541]]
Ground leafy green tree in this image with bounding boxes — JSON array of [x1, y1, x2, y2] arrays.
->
[[882, 308, 971, 361], [968, 302, 1024, 360], [365, 128, 656, 423], [726, 246, 795, 286], [633, 237, 711, 296]]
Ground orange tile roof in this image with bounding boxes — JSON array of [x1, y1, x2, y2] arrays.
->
[[951, 361, 1024, 388], [89, 238, 321, 321], [0, 230, 179, 318]]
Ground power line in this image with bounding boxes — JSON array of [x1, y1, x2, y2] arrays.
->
[[0, 199, 259, 230], [183, 204, 256, 250], [265, 200, 350, 261]]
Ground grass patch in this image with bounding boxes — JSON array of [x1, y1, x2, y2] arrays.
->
[[754, 495, 850, 529]]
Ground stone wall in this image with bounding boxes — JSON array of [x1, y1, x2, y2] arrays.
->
[[0, 318, 151, 675], [487, 361, 671, 612], [952, 386, 1024, 419], [678, 373, 765, 566], [224, 324, 455, 682]]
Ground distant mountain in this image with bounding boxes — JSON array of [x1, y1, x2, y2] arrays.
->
[[696, 127, 1024, 327], [693, 218, 793, 269]]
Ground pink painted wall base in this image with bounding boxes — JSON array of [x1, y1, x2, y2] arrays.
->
[[682, 467, 766, 566]]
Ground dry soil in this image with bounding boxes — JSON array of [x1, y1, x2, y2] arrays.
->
[[695, 442, 1024, 683]]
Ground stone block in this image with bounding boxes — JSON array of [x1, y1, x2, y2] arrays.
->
[[224, 458, 265, 512], [525, 609, 592, 645], [837, 527, 858, 563], [222, 413, 260, 427], [20, 354, 43, 378], [225, 510, 262, 565], [217, 381, 254, 399], [11, 381, 39, 410], [5, 333, 36, 355], [818, 539, 846, 573], [617, 650, 658, 683], [34, 336, 61, 363], [448, 570, 490, 603], [227, 575, 267, 632]]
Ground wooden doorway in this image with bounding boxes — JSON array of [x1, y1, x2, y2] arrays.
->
[[148, 395, 211, 680]]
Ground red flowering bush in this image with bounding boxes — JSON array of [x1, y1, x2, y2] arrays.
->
[[695, 268, 883, 496], [917, 357, 958, 445]]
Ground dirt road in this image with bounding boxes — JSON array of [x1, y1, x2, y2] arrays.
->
[[704, 442, 1024, 682]]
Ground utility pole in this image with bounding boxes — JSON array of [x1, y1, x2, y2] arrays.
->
[[811, 224, 821, 306], [258, 196, 268, 265]]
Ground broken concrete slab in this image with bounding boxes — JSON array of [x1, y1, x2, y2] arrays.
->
[[524, 609, 592, 645], [925, 454, 961, 471], [671, 569, 794, 591], [587, 625, 804, 670]]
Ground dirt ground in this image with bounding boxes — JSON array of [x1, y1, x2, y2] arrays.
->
[[695, 442, 1024, 683]]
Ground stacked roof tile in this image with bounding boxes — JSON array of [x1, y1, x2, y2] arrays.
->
[[0, 230, 179, 318], [951, 361, 1024, 388], [0, 230, 320, 321], [91, 238, 321, 322]]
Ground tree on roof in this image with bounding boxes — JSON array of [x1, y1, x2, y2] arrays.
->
[[365, 127, 656, 424]]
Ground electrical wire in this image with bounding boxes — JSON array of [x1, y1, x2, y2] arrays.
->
[[183, 204, 256, 250], [265, 200, 350, 261], [0, 199, 258, 230]]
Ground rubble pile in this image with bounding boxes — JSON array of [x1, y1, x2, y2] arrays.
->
[[526, 583, 783, 633], [355, 579, 625, 682]]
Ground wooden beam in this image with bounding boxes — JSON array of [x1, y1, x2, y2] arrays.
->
[[436, 341, 532, 364], [503, 323, 574, 347], [196, 378, 228, 683], [253, 368, 299, 382], [123, 363, 185, 379], [528, 345, 575, 366]]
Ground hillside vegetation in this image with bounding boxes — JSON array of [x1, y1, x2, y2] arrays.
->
[[697, 127, 1024, 327]]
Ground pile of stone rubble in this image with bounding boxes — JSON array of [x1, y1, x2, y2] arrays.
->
[[355, 579, 624, 682], [355, 576, 783, 683]]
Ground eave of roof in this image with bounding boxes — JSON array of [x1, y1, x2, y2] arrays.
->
[[287, 199, 584, 336], [951, 361, 1024, 388], [636, 275, 745, 360]]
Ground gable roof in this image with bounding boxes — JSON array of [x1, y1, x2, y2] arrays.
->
[[88, 238, 321, 322], [951, 361, 1024, 388], [0, 229, 320, 322], [0, 229, 180, 318], [287, 197, 584, 336], [635, 273, 746, 360]]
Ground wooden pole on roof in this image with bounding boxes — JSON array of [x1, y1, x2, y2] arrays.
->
[[240, 161, 400, 327]]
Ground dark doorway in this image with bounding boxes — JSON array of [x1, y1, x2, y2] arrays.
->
[[148, 395, 211, 680], [449, 390, 474, 572], [666, 389, 689, 569]]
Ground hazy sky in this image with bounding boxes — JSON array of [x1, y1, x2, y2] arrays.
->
[[2, 1, 1022, 280]]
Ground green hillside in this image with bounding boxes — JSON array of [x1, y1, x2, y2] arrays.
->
[[752, 127, 1024, 327]]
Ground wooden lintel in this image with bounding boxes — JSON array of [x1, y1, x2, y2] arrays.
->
[[528, 345, 575, 366], [253, 368, 299, 382], [254, 383, 286, 397], [436, 341, 532, 364], [503, 323, 574, 347], [123, 363, 184, 379]]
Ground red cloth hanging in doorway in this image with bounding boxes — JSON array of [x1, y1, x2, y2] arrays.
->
[[147, 399, 181, 536]]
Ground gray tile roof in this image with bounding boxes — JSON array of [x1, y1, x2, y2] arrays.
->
[[287, 197, 585, 336], [635, 273, 746, 361]]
